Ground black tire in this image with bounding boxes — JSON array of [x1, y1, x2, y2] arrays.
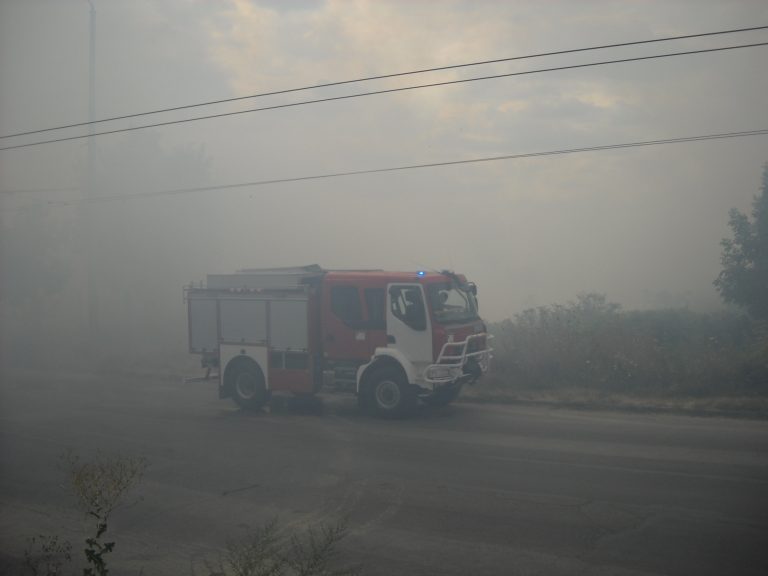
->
[[364, 366, 415, 419], [229, 361, 269, 410], [423, 384, 462, 407]]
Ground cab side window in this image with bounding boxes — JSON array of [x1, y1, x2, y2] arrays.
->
[[389, 285, 426, 331], [364, 288, 386, 329], [331, 286, 362, 327]]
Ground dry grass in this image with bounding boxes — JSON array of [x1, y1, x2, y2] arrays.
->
[[461, 383, 768, 418]]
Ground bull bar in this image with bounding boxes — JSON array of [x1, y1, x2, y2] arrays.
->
[[424, 332, 494, 385]]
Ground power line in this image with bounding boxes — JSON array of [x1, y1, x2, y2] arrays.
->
[[2, 24, 766, 141], [2, 41, 766, 153], [0, 186, 79, 196], [8, 128, 763, 211]]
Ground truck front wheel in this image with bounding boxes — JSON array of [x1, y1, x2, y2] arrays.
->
[[228, 360, 269, 410], [364, 367, 415, 419]]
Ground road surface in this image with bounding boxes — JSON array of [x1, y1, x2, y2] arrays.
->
[[1, 371, 767, 575]]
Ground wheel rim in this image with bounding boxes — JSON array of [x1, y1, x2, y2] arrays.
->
[[235, 372, 259, 400], [375, 379, 401, 410]]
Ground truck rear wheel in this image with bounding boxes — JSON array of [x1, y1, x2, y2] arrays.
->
[[229, 361, 269, 410], [364, 367, 415, 419]]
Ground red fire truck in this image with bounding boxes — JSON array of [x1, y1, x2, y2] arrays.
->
[[185, 265, 492, 417]]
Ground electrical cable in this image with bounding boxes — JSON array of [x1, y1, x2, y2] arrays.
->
[[2, 41, 766, 153], [0, 186, 79, 196], [2, 24, 766, 140], [7, 128, 763, 211]]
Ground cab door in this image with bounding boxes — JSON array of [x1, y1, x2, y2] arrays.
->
[[386, 284, 434, 374], [322, 283, 372, 362]]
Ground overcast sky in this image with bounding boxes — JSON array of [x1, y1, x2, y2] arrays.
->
[[1, 0, 767, 322]]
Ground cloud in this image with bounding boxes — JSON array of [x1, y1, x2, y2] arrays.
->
[[206, 1, 515, 121]]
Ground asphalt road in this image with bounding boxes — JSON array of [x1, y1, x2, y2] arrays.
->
[[1, 370, 767, 575]]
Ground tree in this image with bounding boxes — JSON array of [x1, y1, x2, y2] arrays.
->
[[715, 162, 768, 321]]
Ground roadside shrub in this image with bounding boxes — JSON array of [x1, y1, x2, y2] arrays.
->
[[488, 294, 766, 397], [22, 451, 147, 576], [23, 535, 71, 576], [64, 451, 147, 576]]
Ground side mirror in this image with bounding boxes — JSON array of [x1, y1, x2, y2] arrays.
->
[[468, 282, 477, 296]]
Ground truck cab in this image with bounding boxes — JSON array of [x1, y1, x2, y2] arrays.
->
[[320, 270, 490, 416]]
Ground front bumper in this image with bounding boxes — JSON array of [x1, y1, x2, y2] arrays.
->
[[423, 332, 493, 386]]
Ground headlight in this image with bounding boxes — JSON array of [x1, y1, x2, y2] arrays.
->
[[427, 365, 460, 380]]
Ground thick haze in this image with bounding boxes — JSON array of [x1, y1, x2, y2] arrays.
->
[[1, 0, 768, 367]]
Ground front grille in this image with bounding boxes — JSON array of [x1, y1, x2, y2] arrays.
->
[[466, 336, 485, 353]]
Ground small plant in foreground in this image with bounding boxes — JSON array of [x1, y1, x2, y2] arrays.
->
[[209, 518, 360, 576], [23, 452, 361, 576], [23, 534, 72, 576], [62, 451, 147, 576]]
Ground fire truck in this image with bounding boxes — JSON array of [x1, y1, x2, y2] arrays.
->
[[185, 265, 492, 417]]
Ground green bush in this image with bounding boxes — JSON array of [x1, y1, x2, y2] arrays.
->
[[487, 294, 767, 397]]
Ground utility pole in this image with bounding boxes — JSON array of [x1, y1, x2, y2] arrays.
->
[[85, 0, 99, 342]]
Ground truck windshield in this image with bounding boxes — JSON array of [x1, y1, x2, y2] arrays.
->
[[427, 282, 479, 324]]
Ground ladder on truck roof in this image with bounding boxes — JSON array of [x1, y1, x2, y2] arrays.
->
[[206, 264, 324, 291]]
